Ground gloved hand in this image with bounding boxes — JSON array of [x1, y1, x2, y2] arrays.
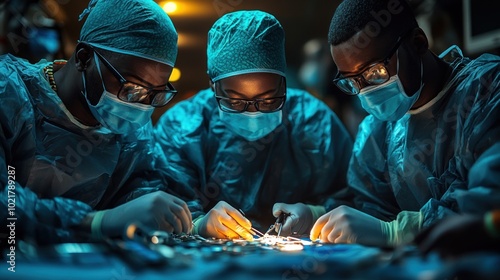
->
[[272, 202, 316, 236], [310, 206, 422, 247], [310, 205, 388, 247], [97, 191, 192, 238], [195, 201, 253, 240]]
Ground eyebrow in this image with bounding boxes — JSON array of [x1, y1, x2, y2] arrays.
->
[[339, 39, 401, 76], [339, 57, 386, 76], [121, 70, 169, 89], [222, 87, 280, 98]]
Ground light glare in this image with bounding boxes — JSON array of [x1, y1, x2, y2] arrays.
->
[[162, 2, 177, 14], [169, 67, 181, 82]]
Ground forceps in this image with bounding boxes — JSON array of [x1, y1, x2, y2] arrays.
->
[[237, 209, 264, 237], [265, 212, 290, 237]]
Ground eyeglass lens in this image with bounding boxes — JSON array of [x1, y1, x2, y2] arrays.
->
[[215, 78, 286, 112], [93, 48, 176, 107]]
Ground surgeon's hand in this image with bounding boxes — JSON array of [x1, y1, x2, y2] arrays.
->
[[196, 201, 254, 240], [100, 191, 192, 237], [310, 205, 388, 247], [272, 203, 314, 236]]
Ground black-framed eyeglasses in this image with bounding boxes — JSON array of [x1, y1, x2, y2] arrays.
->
[[332, 35, 404, 95], [92, 48, 177, 107], [214, 77, 286, 113]]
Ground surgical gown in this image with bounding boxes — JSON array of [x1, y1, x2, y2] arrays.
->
[[0, 55, 166, 244], [349, 52, 500, 232], [154, 88, 353, 229]]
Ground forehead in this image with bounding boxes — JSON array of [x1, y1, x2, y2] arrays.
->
[[102, 49, 173, 81], [218, 72, 282, 88], [331, 31, 396, 73]]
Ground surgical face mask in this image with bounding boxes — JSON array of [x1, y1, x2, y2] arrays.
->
[[358, 56, 424, 122], [86, 89, 154, 134], [218, 109, 282, 141], [81, 53, 154, 134]]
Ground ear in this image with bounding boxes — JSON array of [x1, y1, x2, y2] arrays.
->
[[409, 28, 429, 56], [75, 43, 92, 72]]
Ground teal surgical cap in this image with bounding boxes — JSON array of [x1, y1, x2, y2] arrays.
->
[[207, 10, 286, 82], [79, 0, 177, 66]]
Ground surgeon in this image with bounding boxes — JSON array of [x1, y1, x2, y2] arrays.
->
[[310, 0, 500, 247], [0, 0, 192, 245], [154, 10, 353, 240]]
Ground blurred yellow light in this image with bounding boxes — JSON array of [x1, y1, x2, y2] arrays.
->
[[162, 2, 177, 14], [169, 68, 181, 82], [177, 32, 204, 48], [158, 1, 212, 17]]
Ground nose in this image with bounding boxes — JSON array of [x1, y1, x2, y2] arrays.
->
[[245, 100, 258, 112]]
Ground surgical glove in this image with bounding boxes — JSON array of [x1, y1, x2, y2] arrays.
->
[[380, 211, 423, 246], [196, 201, 254, 240], [310, 205, 389, 247], [96, 191, 192, 238], [273, 203, 323, 236]]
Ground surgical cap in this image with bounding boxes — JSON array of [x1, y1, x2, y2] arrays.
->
[[207, 10, 286, 82], [79, 0, 177, 66]]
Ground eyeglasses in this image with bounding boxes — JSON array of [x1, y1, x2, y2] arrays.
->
[[92, 48, 177, 107], [214, 77, 286, 113], [332, 35, 404, 95]]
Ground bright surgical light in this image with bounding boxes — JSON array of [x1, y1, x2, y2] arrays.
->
[[279, 244, 304, 251], [162, 2, 177, 14], [169, 67, 181, 82]]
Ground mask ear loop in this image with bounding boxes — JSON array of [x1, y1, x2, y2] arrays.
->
[[81, 72, 88, 98], [81, 53, 109, 107], [81, 66, 104, 107], [398, 49, 425, 95], [93, 52, 108, 92], [406, 58, 425, 98], [418, 58, 424, 90]]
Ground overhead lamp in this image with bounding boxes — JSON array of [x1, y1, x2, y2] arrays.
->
[[162, 1, 177, 14]]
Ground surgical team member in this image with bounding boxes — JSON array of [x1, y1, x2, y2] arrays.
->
[[0, 0, 191, 245], [310, 0, 500, 246], [154, 10, 353, 240]]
